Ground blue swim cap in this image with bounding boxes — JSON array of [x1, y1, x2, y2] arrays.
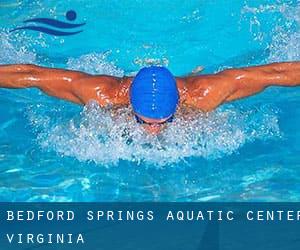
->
[[130, 66, 179, 120]]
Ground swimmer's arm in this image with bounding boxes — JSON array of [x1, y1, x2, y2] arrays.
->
[[0, 64, 89, 103], [182, 62, 300, 111], [224, 62, 300, 101], [0, 64, 129, 105]]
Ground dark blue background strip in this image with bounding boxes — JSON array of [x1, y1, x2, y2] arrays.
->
[[0, 203, 299, 250]]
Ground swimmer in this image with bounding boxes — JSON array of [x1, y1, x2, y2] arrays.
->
[[0, 62, 300, 134]]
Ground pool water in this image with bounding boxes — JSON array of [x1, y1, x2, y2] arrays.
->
[[0, 0, 299, 201]]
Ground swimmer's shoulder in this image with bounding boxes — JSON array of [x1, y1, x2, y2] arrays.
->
[[176, 73, 237, 112], [72, 75, 132, 106], [176, 75, 212, 106]]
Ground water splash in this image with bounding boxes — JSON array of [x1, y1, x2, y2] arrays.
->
[[242, 3, 288, 15], [268, 4, 300, 62], [242, 2, 300, 62], [67, 51, 124, 76], [26, 101, 281, 167], [0, 31, 36, 64], [133, 57, 169, 67]]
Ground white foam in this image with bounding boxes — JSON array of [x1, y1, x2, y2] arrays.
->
[[26, 101, 281, 167]]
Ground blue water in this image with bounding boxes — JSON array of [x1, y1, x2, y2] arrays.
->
[[0, 0, 299, 201]]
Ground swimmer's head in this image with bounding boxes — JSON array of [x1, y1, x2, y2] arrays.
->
[[129, 66, 179, 130]]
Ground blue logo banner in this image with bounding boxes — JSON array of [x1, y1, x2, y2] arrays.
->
[[10, 10, 85, 36], [0, 203, 299, 250]]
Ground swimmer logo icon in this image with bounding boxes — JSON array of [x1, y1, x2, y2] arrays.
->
[[10, 10, 85, 36]]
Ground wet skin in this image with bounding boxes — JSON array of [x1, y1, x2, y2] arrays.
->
[[0, 62, 300, 133]]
